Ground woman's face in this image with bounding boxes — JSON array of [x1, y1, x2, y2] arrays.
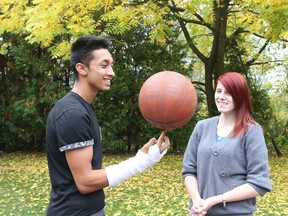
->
[[215, 82, 235, 114]]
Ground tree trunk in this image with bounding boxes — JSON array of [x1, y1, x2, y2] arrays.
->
[[213, 0, 229, 79], [204, 65, 217, 116], [205, 0, 230, 116], [271, 138, 283, 157], [174, 0, 230, 116]]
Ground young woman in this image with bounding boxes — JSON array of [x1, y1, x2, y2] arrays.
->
[[182, 72, 272, 216]]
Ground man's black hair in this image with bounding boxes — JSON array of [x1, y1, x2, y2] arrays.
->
[[70, 35, 111, 80]]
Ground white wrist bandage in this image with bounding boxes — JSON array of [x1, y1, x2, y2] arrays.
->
[[105, 145, 167, 186]]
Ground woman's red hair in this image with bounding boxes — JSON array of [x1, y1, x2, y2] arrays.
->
[[217, 72, 255, 137]]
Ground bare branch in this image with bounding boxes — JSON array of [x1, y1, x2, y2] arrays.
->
[[251, 60, 285, 66], [167, 0, 214, 31], [169, 0, 208, 63], [180, 17, 214, 32], [192, 81, 205, 86], [246, 38, 271, 66]]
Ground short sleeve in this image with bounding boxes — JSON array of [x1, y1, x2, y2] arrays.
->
[[55, 108, 94, 152]]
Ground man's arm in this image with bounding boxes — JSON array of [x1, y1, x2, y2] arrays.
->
[[65, 130, 170, 194], [65, 146, 109, 194]]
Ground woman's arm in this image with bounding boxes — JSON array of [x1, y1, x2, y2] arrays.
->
[[204, 183, 260, 208], [184, 175, 201, 203]]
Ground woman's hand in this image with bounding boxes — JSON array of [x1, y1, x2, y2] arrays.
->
[[190, 195, 222, 216], [190, 199, 207, 216]]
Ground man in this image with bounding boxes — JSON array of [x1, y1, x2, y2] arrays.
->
[[46, 35, 170, 216]]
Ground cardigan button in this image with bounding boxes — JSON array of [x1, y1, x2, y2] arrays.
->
[[232, 184, 237, 188], [220, 171, 226, 176], [213, 151, 218, 156]]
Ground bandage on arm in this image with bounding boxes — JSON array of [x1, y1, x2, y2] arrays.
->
[[105, 145, 167, 186]]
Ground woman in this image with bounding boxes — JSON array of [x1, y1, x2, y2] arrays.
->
[[182, 72, 272, 216]]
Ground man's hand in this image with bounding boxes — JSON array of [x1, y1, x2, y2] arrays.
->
[[141, 130, 170, 154], [105, 130, 170, 186]]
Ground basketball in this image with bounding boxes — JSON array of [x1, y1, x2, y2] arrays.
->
[[138, 71, 198, 129]]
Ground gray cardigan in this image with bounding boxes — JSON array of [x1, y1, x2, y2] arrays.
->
[[182, 116, 272, 215]]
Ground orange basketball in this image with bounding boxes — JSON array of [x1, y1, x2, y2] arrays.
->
[[138, 71, 198, 129]]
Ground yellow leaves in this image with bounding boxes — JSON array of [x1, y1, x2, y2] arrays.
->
[[1, 0, 103, 48], [103, 154, 190, 215], [232, 0, 288, 41], [101, 5, 137, 35], [104, 154, 288, 215], [0, 0, 287, 60], [256, 155, 288, 215], [48, 41, 71, 59], [0, 152, 50, 215], [0, 0, 27, 34], [0, 153, 287, 215], [183, 0, 214, 22], [0, 41, 11, 55], [25, 0, 73, 46], [93, 1, 171, 42]]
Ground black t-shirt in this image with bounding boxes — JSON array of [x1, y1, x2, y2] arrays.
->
[[46, 92, 105, 216]]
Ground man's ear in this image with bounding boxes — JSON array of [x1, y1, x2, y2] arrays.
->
[[75, 63, 88, 76]]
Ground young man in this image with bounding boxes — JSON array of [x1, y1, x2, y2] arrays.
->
[[46, 35, 170, 216]]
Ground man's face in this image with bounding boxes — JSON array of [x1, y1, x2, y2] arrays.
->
[[86, 49, 115, 92]]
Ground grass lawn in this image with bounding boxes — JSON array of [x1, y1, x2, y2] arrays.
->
[[0, 152, 287, 215]]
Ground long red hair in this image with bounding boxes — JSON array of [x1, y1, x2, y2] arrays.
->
[[217, 72, 255, 137]]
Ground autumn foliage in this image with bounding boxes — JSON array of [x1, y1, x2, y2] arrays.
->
[[0, 153, 287, 215]]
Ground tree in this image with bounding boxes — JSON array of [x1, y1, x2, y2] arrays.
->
[[0, 33, 70, 151], [0, 2, 201, 152], [102, 0, 288, 115], [1, 0, 287, 152], [265, 67, 288, 155], [1, 0, 287, 115]]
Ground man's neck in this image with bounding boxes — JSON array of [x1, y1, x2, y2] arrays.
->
[[71, 81, 97, 104]]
